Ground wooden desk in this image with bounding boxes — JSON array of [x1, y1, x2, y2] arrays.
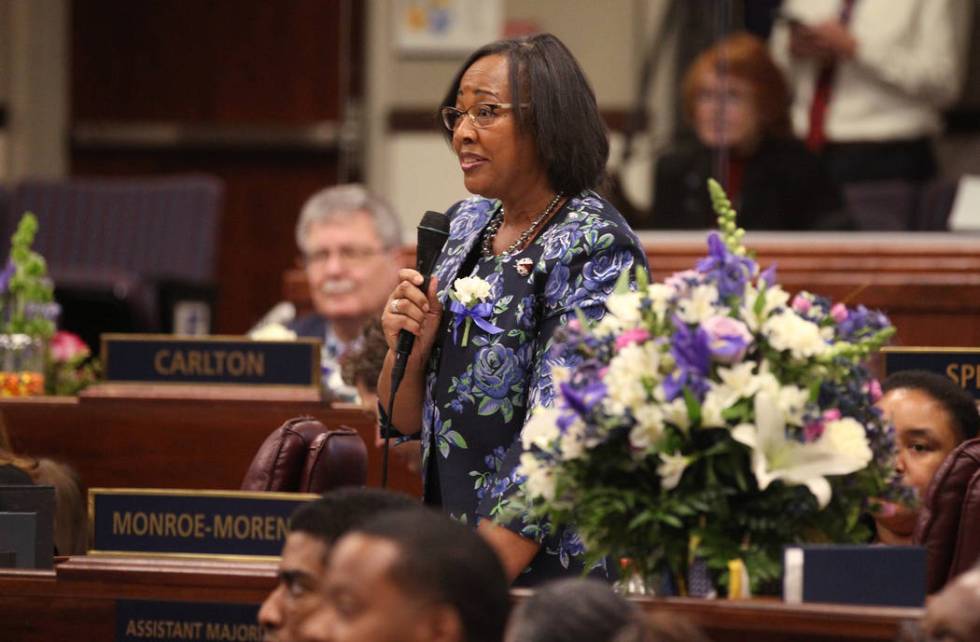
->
[[0, 556, 921, 642], [0, 388, 422, 497], [286, 233, 980, 346]]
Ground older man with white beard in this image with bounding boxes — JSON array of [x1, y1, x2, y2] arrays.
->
[[290, 184, 402, 401]]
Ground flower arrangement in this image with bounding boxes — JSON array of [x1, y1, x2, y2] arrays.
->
[[0, 213, 60, 395], [517, 180, 905, 595], [45, 331, 100, 396]]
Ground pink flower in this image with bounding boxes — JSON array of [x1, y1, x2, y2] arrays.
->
[[50, 331, 90, 363], [615, 328, 651, 350], [791, 294, 812, 314], [822, 409, 842, 421], [804, 420, 825, 442], [865, 379, 883, 403], [567, 318, 582, 332], [830, 303, 849, 323], [701, 315, 753, 364]]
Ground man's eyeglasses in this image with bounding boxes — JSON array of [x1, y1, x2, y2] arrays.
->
[[304, 246, 384, 266], [440, 103, 514, 131]]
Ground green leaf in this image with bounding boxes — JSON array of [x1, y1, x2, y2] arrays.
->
[[682, 388, 702, 427], [446, 430, 468, 449], [613, 267, 632, 295]]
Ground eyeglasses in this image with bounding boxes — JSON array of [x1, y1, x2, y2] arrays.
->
[[440, 103, 515, 131], [304, 246, 384, 266]]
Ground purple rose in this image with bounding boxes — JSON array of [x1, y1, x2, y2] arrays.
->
[[701, 315, 752, 364]]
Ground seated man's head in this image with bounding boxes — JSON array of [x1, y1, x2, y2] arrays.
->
[[297, 185, 402, 328], [879, 370, 980, 500], [299, 509, 510, 642], [258, 488, 418, 642]]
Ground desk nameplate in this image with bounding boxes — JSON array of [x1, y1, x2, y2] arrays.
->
[[100, 334, 320, 388], [88, 488, 318, 560], [116, 599, 260, 642], [882, 346, 980, 398]]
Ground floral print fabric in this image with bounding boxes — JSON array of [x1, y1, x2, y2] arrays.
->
[[422, 190, 647, 585]]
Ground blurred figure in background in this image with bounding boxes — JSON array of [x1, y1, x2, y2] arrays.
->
[[652, 33, 850, 230], [289, 185, 403, 401], [0, 449, 87, 556], [341, 319, 421, 476], [771, 0, 972, 219], [505, 578, 710, 642]]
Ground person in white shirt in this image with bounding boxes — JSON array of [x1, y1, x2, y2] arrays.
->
[[770, 0, 972, 187]]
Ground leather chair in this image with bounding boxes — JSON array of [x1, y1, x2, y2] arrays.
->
[[241, 417, 367, 493], [914, 437, 980, 593]]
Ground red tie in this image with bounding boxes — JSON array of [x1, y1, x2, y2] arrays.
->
[[805, 0, 857, 151]]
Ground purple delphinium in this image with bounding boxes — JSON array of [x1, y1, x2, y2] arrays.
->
[[695, 233, 757, 299], [664, 317, 712, 401]]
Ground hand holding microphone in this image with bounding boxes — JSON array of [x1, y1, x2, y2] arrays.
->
[[382, 211, 450, 394]]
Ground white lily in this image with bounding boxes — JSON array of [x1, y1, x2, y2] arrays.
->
[[731, 392, 870, 509], [657, 451, 692, 490]]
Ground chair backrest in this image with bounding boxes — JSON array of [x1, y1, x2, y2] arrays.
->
[[9, 175, 223, 285], [241, 416, 367, 494], [842, 180, 920, 231], [914, 437, 980, 593]]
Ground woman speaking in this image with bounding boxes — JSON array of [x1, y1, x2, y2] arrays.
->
[[379, 33, 646, 585]]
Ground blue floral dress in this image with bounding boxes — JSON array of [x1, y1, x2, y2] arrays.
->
[[421, 190, 646, 585]]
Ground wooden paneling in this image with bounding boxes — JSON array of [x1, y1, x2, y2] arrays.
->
[[0, 390, 422, 498], [0, 558, 921, 642], [285, 234, 980, 347], [69, 0, 363, 333]]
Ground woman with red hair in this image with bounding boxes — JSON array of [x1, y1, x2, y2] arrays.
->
[[651, 32, 852, 230]]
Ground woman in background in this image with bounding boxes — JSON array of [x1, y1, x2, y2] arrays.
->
[[875, 370, 980, 544], [651, 32, 851, 231]]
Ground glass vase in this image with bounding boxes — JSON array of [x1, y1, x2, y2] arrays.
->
[[0, 334, 46, 396]]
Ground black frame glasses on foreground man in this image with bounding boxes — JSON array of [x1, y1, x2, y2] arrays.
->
[[298, 508, 511, 642], [258, 488, 418, 642]]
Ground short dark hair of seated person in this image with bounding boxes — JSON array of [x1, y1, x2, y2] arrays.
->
[[649, 32, 851, 231], [299, 508, 510, 642], [258, 488, 420, 642], [874, 370, 980, 544]]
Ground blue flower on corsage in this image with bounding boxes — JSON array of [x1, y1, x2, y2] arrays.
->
[[449, 276, 503, 347]]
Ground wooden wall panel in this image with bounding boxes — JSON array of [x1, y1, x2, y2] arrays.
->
[[69, 0, 363, 333]]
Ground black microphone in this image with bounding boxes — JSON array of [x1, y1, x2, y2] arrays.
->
[[389, 211, 450, 393], [382, 210, 449, 488]]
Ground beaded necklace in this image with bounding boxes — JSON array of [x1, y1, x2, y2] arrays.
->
[[481, 192, 563, 259]]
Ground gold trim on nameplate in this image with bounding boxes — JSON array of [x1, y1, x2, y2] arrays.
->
[[86, 549, 284, 563], [99, 333, 322, 388], [87, 487, 320, 559], [882, 347, 980, 354]]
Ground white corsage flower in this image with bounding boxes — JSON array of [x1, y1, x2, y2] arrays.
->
[[762, 310, 829, 360]]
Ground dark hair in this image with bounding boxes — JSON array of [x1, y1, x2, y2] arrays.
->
[[439, 33, 608, 195], [353, 509, 510, 642], [508, 579, 648, 642], [882, 370, 980, 441], [682, 32, 792, 139], [288, 487, 419, 548], [340, 318, 387, 393]]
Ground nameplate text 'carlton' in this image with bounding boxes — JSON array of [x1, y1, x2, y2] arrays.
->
[[89, 489, 317, 558], [883, 347, 980, 399], [100, 334, 319, 387]]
